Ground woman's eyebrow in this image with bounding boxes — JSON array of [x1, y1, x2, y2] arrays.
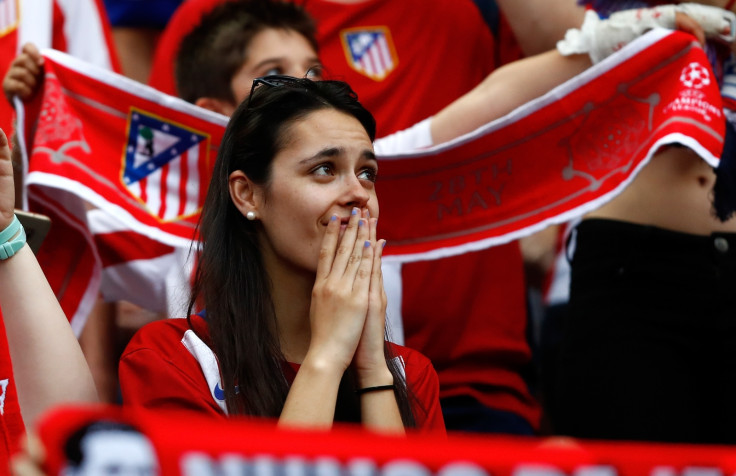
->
[[299, 147, 376, 165]]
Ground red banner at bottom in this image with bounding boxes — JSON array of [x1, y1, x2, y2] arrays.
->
[[34, 405, 736, 476]]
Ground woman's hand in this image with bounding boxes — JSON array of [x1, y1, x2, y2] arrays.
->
[[1, 128, 15, 229], [306, 206, 374, 373], [352, 213, 392, 389], [3, 43, 44, 105]]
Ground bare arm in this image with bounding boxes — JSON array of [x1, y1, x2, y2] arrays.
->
[[430, 50, 591, 145], [495, 0, 586, 56], [428, 6, 718, 146], [0, 130, 98, 429]]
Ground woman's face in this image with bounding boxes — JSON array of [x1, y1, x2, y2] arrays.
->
[[248, 108, 378, 274]]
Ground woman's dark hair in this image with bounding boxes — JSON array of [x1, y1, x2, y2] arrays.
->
[[175, 0, 319, 104], [188, 78, 417, 427]]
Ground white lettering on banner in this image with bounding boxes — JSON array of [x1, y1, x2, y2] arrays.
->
[[513, 465, 617, 476], [180, 455, 492, 476], [651, 467, 724, 476], [662, 90, 723, 122]]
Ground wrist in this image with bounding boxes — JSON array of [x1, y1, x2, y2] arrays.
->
[[301, 351, 349, 379], [0, 214, 26, 261], [355, 365, 394, 390]]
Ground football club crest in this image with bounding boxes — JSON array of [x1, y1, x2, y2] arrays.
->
[[122, 108, 210, 222], [0, 0, 17, 37], [340, 26, 398, 81]]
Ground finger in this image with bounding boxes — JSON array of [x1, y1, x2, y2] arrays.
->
[[10, 434, 47, 476], [16, 53, 43, 76], [316, 214, 340, 280], [21, 43, 44, 66], [351, 237, 374, 294], [3, 79, 34, 102], [675, 12, 706, 45], [369, 216, 377, 244], [24, 434, 46, 465], [331, 207, 361, 273], [343, 213, 371, 280], [0, 128, 14, 223], [369, 239, 384, 299], [8, 68, 40, 92]]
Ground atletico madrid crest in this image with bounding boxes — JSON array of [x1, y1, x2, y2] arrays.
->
[[122, 108, 210, 222], [340, 26, 398, 81]]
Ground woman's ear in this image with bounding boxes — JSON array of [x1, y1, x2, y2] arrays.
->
[[195, 97, 236, 116], [229, 170, 260, 219]]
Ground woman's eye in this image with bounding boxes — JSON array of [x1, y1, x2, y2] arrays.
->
[[263, 67, 281, 76], [306, 65, 324, 80], [358, 168, 377, 182], [312, 164, 333, 176]]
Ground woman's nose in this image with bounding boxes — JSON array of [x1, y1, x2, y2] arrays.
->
[[342, 175, 370, 208]]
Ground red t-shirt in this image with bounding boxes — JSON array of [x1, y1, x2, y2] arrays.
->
[[303, 0, 495, 138], [119, 315, 446, 435]]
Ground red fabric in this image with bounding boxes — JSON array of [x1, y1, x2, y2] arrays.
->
[[0, 307, 25, 468], [402, 246, 538, 426], [119, 315, 446, 434], [35, 404, 736, 476], [0, 3, 18, 143], [304, 0, 495, 138]]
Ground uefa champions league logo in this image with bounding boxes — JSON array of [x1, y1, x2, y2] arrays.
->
[[679, 62, 711, 89]]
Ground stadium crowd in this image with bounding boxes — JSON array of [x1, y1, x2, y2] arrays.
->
[[1, 0, 736, 472]]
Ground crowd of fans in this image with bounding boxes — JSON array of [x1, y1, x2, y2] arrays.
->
[[2, 0, 736, 470]]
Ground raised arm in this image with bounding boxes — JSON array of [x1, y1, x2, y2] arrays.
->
[[0, 129, 98, 428], [425, 5, 729, 147], [494, 0, 586, 56]]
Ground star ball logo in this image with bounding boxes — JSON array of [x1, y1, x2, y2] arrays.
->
[[679, 62, 711, 89]]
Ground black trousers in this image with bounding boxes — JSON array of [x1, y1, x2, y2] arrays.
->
[[553, 218, 736, 444]]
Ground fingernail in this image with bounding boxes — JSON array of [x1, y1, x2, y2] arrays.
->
[[330, 214, 338, 222], [364, 240, 371, 248], [382, 241, 387, 248], [366, 210, 370, 218], [358, 219, 364, 227], [351, 208, 359, 216]]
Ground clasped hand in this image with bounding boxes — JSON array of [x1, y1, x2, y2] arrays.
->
[[307, 207, 390, 386]]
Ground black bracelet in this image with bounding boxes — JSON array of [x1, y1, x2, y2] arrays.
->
[[355, 384, 395, 395]]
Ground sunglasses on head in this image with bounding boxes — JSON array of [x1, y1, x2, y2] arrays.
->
[[248, 75, 311, 107]]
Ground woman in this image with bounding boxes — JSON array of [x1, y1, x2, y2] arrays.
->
[[119, 77, 445, 434]]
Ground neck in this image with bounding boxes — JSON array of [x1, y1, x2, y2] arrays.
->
[[263, 254, 314, 364]]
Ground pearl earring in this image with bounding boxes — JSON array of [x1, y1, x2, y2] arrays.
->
[[246, 211, 256, 221]]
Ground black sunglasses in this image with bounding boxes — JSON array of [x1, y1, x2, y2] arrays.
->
[[247, 75, 309, 107]]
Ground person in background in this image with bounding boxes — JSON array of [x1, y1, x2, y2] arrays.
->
[[552, 0, 736, 444]]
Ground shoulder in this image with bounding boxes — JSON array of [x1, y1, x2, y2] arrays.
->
[[119, 315, 225, 415], [387, 342, 446, 434], [387, 342, 436, 381], [122, 316, 203, 358]]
